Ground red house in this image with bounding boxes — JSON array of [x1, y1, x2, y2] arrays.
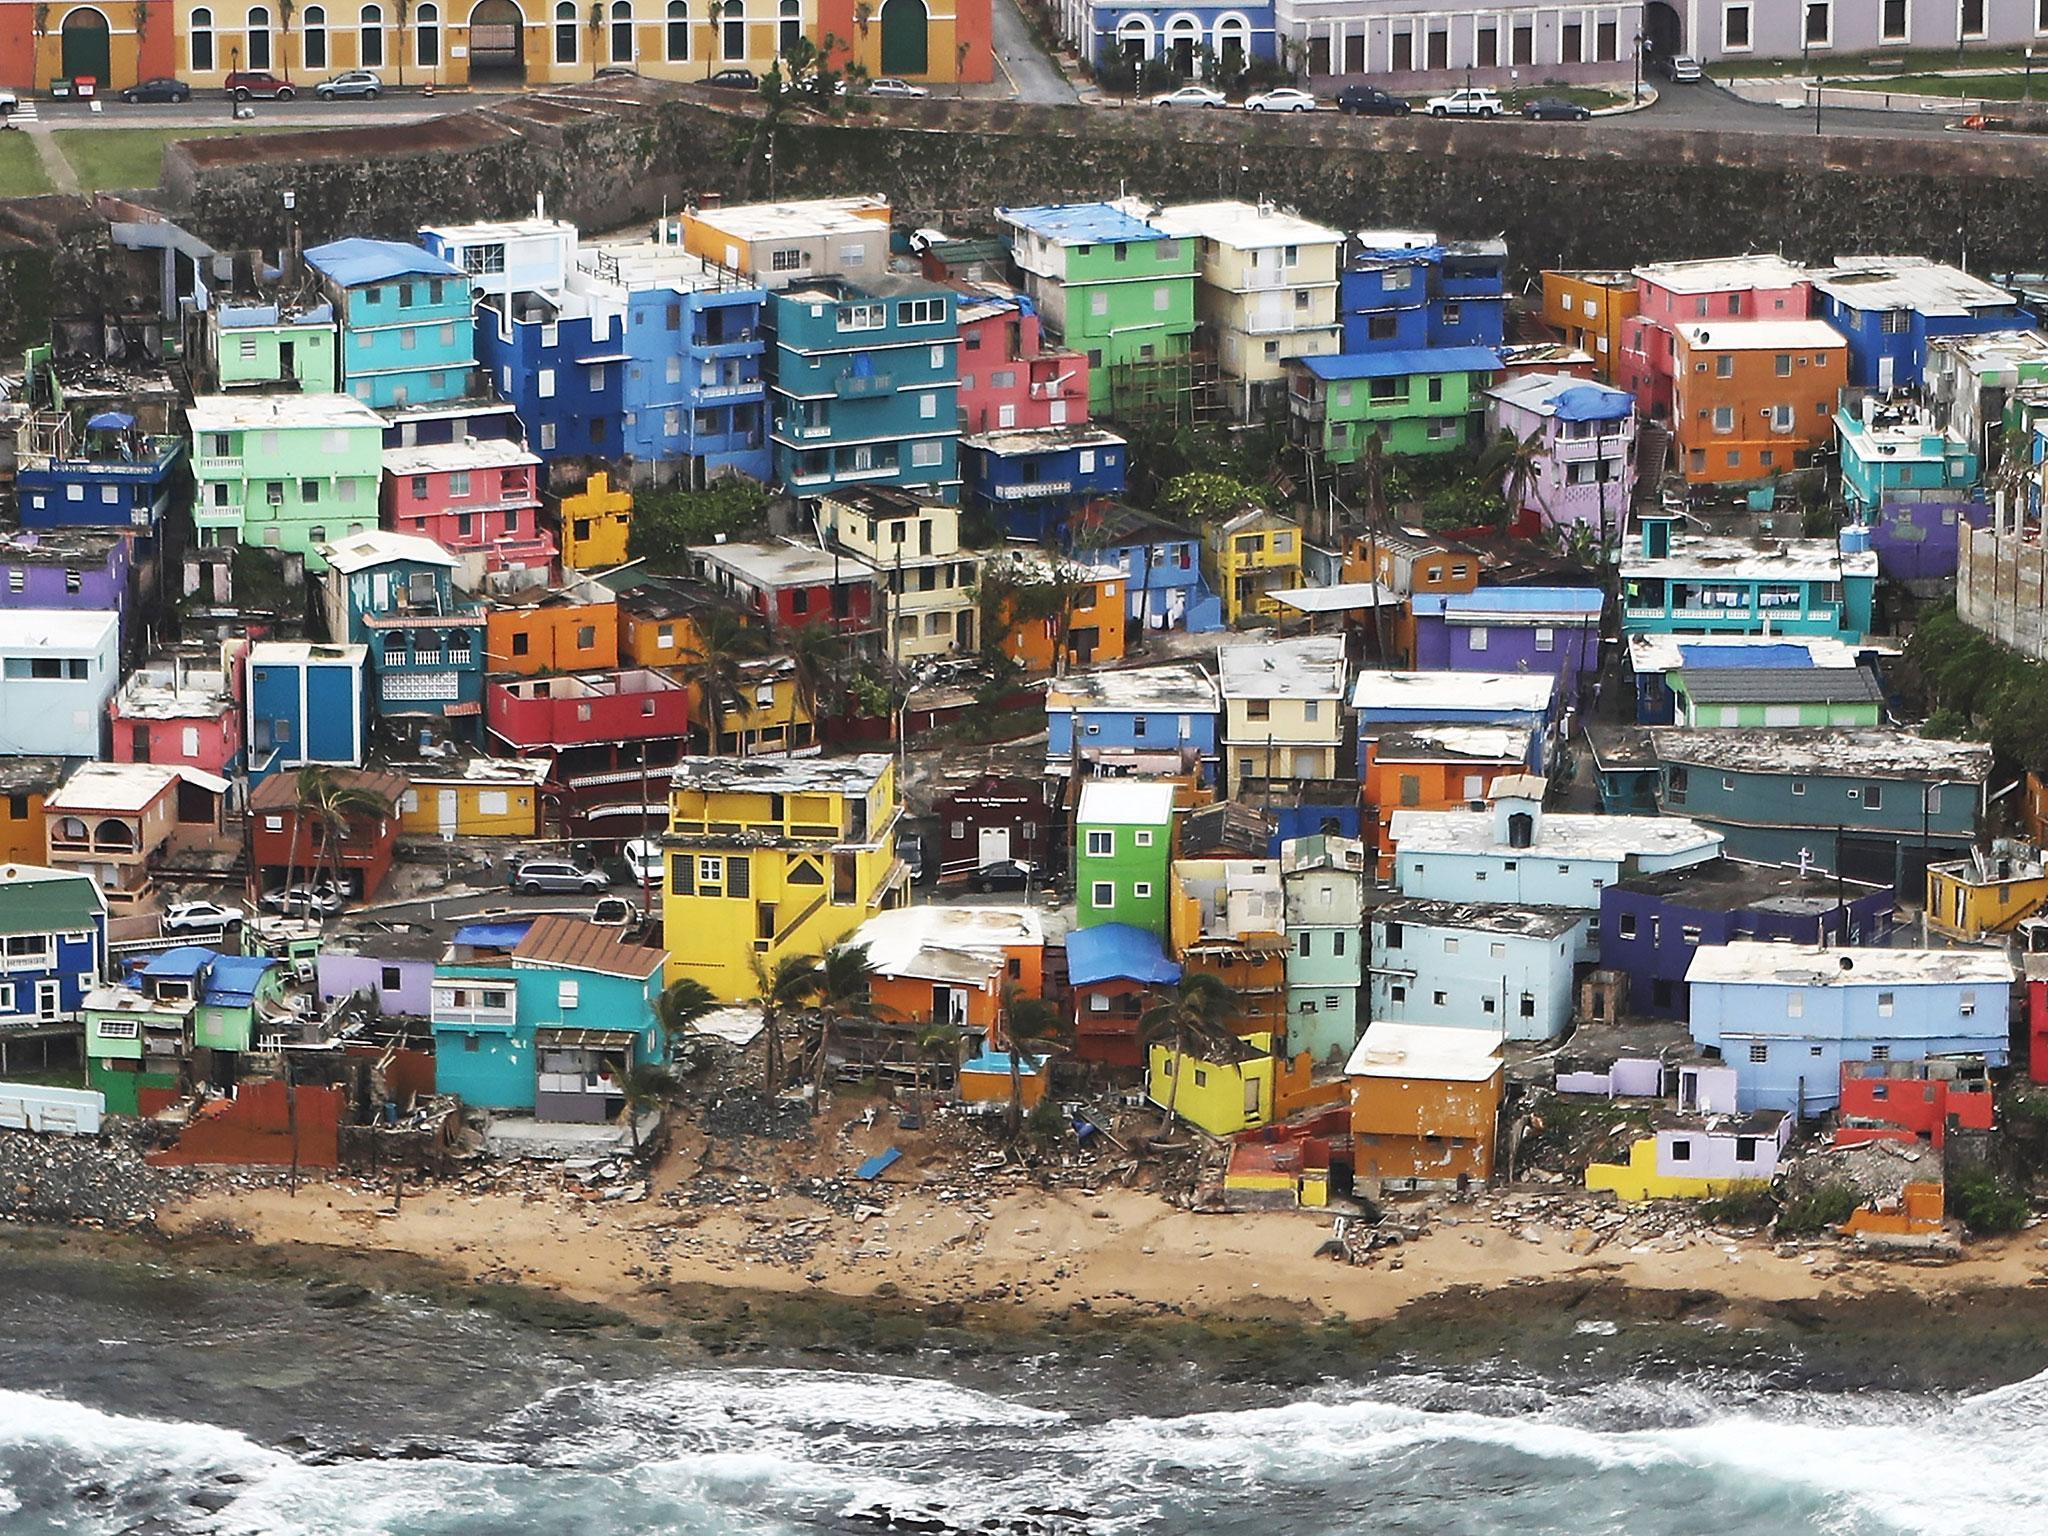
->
[[1835, 1059, 1996, 1149], [486, 668, 690, 753], [688, 539, 877, 640], [382, 439, 553, 576], [1067, 922, 1181, 1069], [109, 642, 246, 779], [936, 773, 1053, 885], [248, 767, 407, 901], [953, 285, 1090, 438]]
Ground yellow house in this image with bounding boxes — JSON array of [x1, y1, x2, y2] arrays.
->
[[714, 655, 819, 757], [558, 471, 634, 572], [1925, 843, 2048, 941], [815, 486, 978, 664], [392, 757, 549, 838], [1208, 505, 1304, 625], [1144, 1030, 1334, 1138], [1585, 1111, 1791, 1201], [680, 197, 893, 288], [1147, 200, 1344, 422], [1215, 634, 1349, 798], [662, 752, 907, 1000]]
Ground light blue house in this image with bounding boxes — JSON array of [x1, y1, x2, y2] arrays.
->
[[0, 863, 108, 1028], [315, 530, 487, 744], [0, 610, 119, 760], [1352, 669, 1557, 771], [1836, 396, 1979, 517], [1046, 663, 1221, 784], [1620, 515, 1878, 642], [1068, 502, 1224, 632], [432, 914, 667, 1121], [1280, 834, 1367, 1064], [245, 641, 369, 781], [1686, 943, 2014, 1116], [305, 238, 478, 411], [1369, 897, 1586, 1043], [1807, 257, 2030, 392]]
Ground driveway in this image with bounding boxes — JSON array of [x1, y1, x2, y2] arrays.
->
[[988, 0, 1079, 106]]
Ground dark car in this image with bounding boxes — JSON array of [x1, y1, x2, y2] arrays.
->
[[899, 832, 928, 883], [706, 68, 760, 91], [967, 858, 1047, 894], [120, 77, 192, 103], [1522, 96, 1592, 121], [1335, 84, 1410, 116], [224, 70, 296, 100]]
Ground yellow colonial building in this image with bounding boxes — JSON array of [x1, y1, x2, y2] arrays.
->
[[661, 752, 906, 1000], [814, 486, 978, 664], [558, 469, 634, 571], [1208, 505, 1303, 625]]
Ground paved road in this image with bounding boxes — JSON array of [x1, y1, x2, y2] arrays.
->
[[1637, 75, 1964, 139], [988, 0, 1078, 106], [26, 93, 474, 129]]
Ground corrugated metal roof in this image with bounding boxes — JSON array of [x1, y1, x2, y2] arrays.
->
[[1676, 667, 1884, 705], [1301, 346, 1500, 381], [513, 914, 665, 980], [996, 203, 1166, 246]]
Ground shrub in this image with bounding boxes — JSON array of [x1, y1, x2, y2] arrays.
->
[[1776, 1182, 1861, 1235], [1700, 1186, 1778, 1227], [1947, 1167, 2032, 1235]]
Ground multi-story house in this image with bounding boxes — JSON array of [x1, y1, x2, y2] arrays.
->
[[679, 196, 894, 290], [936, 773, 1055, 885], [1346, 1020, 1503, 1189], [1046, 663, 1221, 784], [1925, 841, 2048, 943], [959, 424, 1129, 543], [983, 551, 1127, 674], [0, 863, 107, 1031], [1217, 634, 1348, 797], [250, 767, 407, 901], [1068, 502, 1225, 634], [245, 641, 370, 778], [1670, 318, 1849, 485], [1280, 833, 1367, 1064], [188, 394, 386, 571], [0, 761, 67, 867], [1169, 857, 1288, 1038], [1066, 0, 1276, 75], [1540, 270, 1639, 381], [1807, 256, 2029, 392], [1687, 944, 2015, 1117], [317, 530, 487, 743], [1484, 372, 1637, 536], [1359, 723, 1539, 876], [382, 437, 553, 577], [1068, 918, 1181, 1068], [109, 644, 245, 778], [1838, 1058, 1996, 1149], [814, 487, 980, 664], [1836, 395, 1978, 517], [483, 585, 620, 677], [1342, 527, 1484, 665], [84, 962, 196, 1117], [1352, 668, 1558, 769], [953, 284, 1091, 436], [305, 238, 478, 411], [1341, 231, 1507, 352], [473, 287, 625, 464], [486, 668, 691, 756], [1618, 254, 1810, 423], [688, 539, 878, 644], [556, 471, 634, 571], [201, 286, 339, 394], [1410, 586, 1604, 708], [849, 905, 1046, 1039], [45, 762, 226, 909], [1654, 727, 1992, 891], [417, 214, 581, 309], [770, 274, 962, 502], [1287, 347, 1500, 465], [1369, 897, 1586, 1043], [661, 755, 906, 1001], [1075, 778, 1177, 937], [0, 532, 133, 649], [1927, 330, 2048, 468], [1621, 517, 1877, 641], [0, 611, 120, 760], [13, 410, 185, 537], [996, 203, 1200, 415], [1146, 200, 1343, 419], [1208, 505, 1304, 623], [1625, 631, 1882, 726]]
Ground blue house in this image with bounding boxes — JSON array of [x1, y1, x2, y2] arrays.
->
[[305, 238, 478, 411], [1352, 669, 1558, 771], [246, 640, 369, 780], [1835, 396, 1979, 517], [1686, 943, 2014, 1116], [0, 863, 108, 1029], [1602, 857, 1895, 1020], [1046, 662, 1221, 784], [1808, 257, 2031, 392], [476, 290, 626, 464], [960, 424, 1129, 541], [1620, 515, 1878, 642], [1069, 502, 1224, 632], [1410, 587, 1603, 709], [432, 914, 666, 1122], [1342, 233, 1508, 354], [1369, 897, 1586, 1043], [315, 529, 486, 744], [15, 418, 185, 537], [1084, 1, 1277, 76]]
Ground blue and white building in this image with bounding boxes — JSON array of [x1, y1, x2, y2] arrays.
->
[[1064, 0, 1278, 76], [960, 424, 1129, 542], [1342, 231, 1508, 353], [1352, 669, 1558, 770], [1046, 662, 1222, 783], [1807, 257, 2031, 393], [305, 238, 479, 411], [1369, 897, 1586, 1042], [245, 641, 370, 781], [0, 862, 109, 1028], [1069, 502, 1225, 632], [475, 287, 627, 463], [0, 610, 120, 760]]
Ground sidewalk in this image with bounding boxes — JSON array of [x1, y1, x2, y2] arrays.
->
[[1721, 69, 2021, 115]]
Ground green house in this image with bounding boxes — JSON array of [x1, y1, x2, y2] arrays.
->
[[1669, 665, 1886, 728], [998, 203, 1199, 415], [84, 983, 192, 1116], [1075, 778, 1177, 938], [193, 953, 288, 1054], [207, 297, 339, 394], [1286, 347, 1498, 465], [187, 393, 386, 572]]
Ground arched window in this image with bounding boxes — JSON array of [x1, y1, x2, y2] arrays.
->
[[359, 2, 383, 66], [191, 5, 215, 70], [417, 0, 440, 65], [720, 0, 744, 59], [1115, 14, 1148, 62], [778, 0, 798, 56], [303, 3, 327, 69], [665, 0, 687, 59], [610, 0, 633, 61], [1213, 13, 1245, 73], [247, 4, 273, 69], [555, 0, 578, 62]]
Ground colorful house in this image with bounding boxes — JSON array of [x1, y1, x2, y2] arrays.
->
[[1621, 517, 1877, 641], [0, 531, 133, 646], [84, 976, 193, 1117], [486, 669, 690, 755], [959, 424, 1129, 543], [246, 642, 370, 778], [382, 438, 553, 577], [109, 645, 245, 779], [1627, 632, 1885, 728], [248, 767, 406, 901], [1670, 319, 1849, 486], [1217, 635, 1348, 798], [1371, 898, 1586, 1043], [44, 762, 225, 908], [1067, 502, 1226, 634], [1279, 834, 1367, 1064], [1925, 842, 2048, 941], [0, 862, 108, 1029], [984, 551, 1126, 674], [557, 471, 635, 571], [1068, 920, 1180, 1068], [305, 239, 477, 411], [952, 284, 1091, 437], [1483, 373, 1637, 537], [1169, 857, 1288, 1039], [475, 288, 626, 464], [188, 394, 387, 571], [1540, 269, 1639, 381], [193, 953, 288, 1055], [14, 413, 185, 536], [1360, 724, 1538, 875], [1346, 1021, 1503, 1189], [936, 775, 1053, 886], [1807, 257, 2029, 392], [1927, 329, 2048, 465], [1074, 0, 1277, 75], [202, 288, 339, 395], [0, 762, 66, 867], [1287, 347, 1500, 465], [315, 925, 441, 1019], [1410, 586, 1603, 708], [1352, 668, 1558, 770], [1074, 778, 1176, 937], [1341, 232, 1508, 353], [1585, 1110, 1792, 1201], [1618, 255, 1811, 424], [661, 755, 906, 1001], [688, 539, 878, 643], [483, 587, 620, 677], [1837, 1058, 1995, 1148], [316, 530, 487, 743], [815, 487, 981, 663], [1147, 1031, 1313, 1138], [1836, 395, 1979, 517], [0, 610, 120, 760], [393, 757, 550, 839], [848, 904, 1045, 1036], [679, 197, 894, 291], [1045, 663, 1221, 784], [1207, 505, 1304, 625]]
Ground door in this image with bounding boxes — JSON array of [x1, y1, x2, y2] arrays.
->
[[932, 985, 967, 1026], [279, 340, 296, 381], [1391, 31, 1412, 70], [60, 9, 111, 84], [1243, 1076, 1263, 1123], [978, 825, 1012, 866], [35, 980, 60, 1022], [437, 789, 459, 836], [880, 0, 929, 74], [1678, 1067, 1698, 1111], [1877, 353, 1896, 392]]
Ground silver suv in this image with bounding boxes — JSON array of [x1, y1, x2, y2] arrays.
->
[[511, 858, 609, 895]]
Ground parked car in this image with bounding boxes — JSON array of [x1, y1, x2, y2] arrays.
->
[[622, 837, 664, 885], [1424, 86, 1503, 117], [865, 76, 930, 98], [967, 858, 1046, 894], [0, 89, 16, 115], [1522, 96, 1592, 121], [590, 895, 642, 927], [1335, 84, 1410, 116], [705, 68, 760, 91], [314, 70, 382, 100], [160, 899, 245, 934], [511, 858, 609, 895], [260, 881, 349, 916], [225, 71, 296, 100], [899, 832, 928, 883], [1244, 87, 1318, 113], [594, 64, 639, 78], [1659, 53, 1703, 82], [1152, 84, 1228, 108], [120, 77, 192, 104]]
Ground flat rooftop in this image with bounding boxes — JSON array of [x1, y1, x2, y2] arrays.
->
[[187, 393, 385, 432], [1388, 807, 1722, 862], [960, 424, 1127, 455], [1808, 256, 2017, 316], [382, 438, 541, 476], [1371, 897, 1586, 939], [1628, 633, 1872, 674], [1633, 254, 1809, 294], [0, 609, 117, 651], [1146, 199, 1344, 250], [1346, 1021, 1503, 1083], [1652, 727, 1992, 781], [693, 539, 867, 588], [689, 196, 890, 242], [1216, 635, 1347, 699], [1674, 319, 1848, 351], [997, 202, 1168, 246], [1621, 533, 1877, 582], [1076, 778, 1177, 825], [1614, 856, 1887, 913], [1045, 663, 1218, 713], [1353, 670, 1555, 713], [1686, 942, 2015, 988], [1370, 725, 1533, 762], [669, 753, 891, 795]]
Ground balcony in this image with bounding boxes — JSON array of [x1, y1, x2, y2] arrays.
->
[[781, 420, 834, 441], [431, 992, 516, 1029], [835, 372, 896, 398], [993, 480, 1073, 499], [488, 668, 691, 750], [693, 380, 765, 402]]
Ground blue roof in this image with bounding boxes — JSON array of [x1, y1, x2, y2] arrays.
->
[[454, 920, 536, 949], [202, 954, 278, 1008], [1067, 923, 1182, 987], [1548, 383, 1634, 423], [960, 1048, 1047, 1076], [144, 946, 215, 979], [306, 237, 464, 288], [1301, 347, 1501, 381], [1678, 643, 1816, 670], [1415, 587, 1604, 619], [999, 203, 1165, 246]]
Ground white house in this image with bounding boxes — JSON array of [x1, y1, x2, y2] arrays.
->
[[0, 610, 121, 759]]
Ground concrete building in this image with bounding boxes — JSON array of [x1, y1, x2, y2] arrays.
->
[[0, 610, 120, 760], [814, 487, 980, 664], [1371, 896, 1585, 1043], [1208, 506, 1305, 624], [1409, 586, 1603, 709], [305, 238, 477, 411], [245, 641, 370, 778], [1280, 834, 1367, 1064], [1074, 778, 1177, 937], [1045, 662, 1222, 784], [1540, 269, 1640, 381], [1807, 256, 2030, 392], [1620, 517, 1877, 641], [188, 393, 386, 571], [1169, 856, 1289, 1038], [1346, 1020, 1503, 1189], [1618, 254, 1811, 423], [1836, 395, 1979, 517], [1669, 318, 1849, 485], [679, 197, 894, 291], [1217, 634, 1349, 798], [1068, 502, 1226, 634], [1287, 346, 1500, 466], [1483, 372, 1636, 536]]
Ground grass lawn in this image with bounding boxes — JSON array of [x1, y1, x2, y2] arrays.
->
[[0, 132, 54, 197], [1503, 85, 1633, 110], [51, 125, 286, 193], [1713, 45, 2036, 77], [1831, 71, 2044, 99]]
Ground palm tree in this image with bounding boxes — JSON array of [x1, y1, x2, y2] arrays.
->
[[617, 1062, 676, 1150], [911, 1017, 956, 1112], [682, 609, 764, 756], [656, 976, 719, 1059], [751, 950, 821, 1097], [305, 773, 393, 905], [785, 620, 845, 745], [997, 977, 1067, 1138], [1139, 973, 1241, 1137], [806, 941, 879, 1114], [1483, 427, 1547, 530], [279, 763, 333, 898]]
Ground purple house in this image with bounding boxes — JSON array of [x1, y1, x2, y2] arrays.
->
[[1411, 586, 1604, 709], [1864, 498, 1990, 585], [1485, 372, 1637, 537], [0, 531, 132, 625], [1599, 857, 1894, 1018], [316, 927, 441, 1018]]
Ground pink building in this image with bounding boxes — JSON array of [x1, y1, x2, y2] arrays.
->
[[954, 285, 1090, 437], [381, 438, 554, 577], [486, 668, 690, 752], [1484, 372, 1638, 539], [108, 642, 246, 778], [1617, 256, 1812, 424]]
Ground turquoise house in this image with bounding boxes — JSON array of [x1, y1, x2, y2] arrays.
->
[[1836, 397, 1978, 517], [432, 915, 666, 1122], [306, 239, 477, 411], [1620, 515, 1877, 642]]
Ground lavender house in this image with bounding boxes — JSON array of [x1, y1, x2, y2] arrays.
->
[[1485, 373, 1636, 537], [0, 532, 133, 638], [1600, 857, 1894, 1019], [1410, 586, 1603, 708], [1865, 498, 1990, 586], [316, 925, 442, 1018]]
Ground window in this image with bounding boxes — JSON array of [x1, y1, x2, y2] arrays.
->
[[1670, 1139, 1693, 1162], [1086, 830, 1113, 856], [1134, 830, 1154, 847], [1878, 990, 1895, 1018], [1748, 1042, 1769, 1063], [1442, 937, 1459, 954], [1882, 0, 1907, 40], [1333, 931, 1346, 957], [1468, 625, 1488, 652], [1134, 882, 1152, 899], [1712, 405, 1735, 433], [1385, 922, 1402, 949], [1806, 0, 1831, 43], [1863, 783, 1882, 810], [1960, 990, 1978, 1016], [897, 298, 944, 326], [1774, 353, 1792, 377], [556, 0, 578, 61], [1768, 403, 1796, 433], [191, 5, 215, 68], [558, 979, 580, 1008], [1787, 992, 1804, 1018], [1722, 2, 1751, 49], [1618, 914, 1637, 939], [538, 369, 557, 399], [666, 0, 689, 57], [721, 0, 745, 56], [1091, 880, 1114, 908], [247, 4, 273, 68], [1534, 627, 1554, 653], [779, 0, 799, 52], [610, 0, 634, 60], [417, 1, 440, 67]]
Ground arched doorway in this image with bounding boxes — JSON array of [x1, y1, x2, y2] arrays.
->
[[1643, 0, 1681, 59], [468, 0, 526, 79], [1213, 12, 1246, 76], [1115, 14, 1147, 67], [879, 0, 927, 76], [59, 8, 112, 84], [1164, 13, 1199, 77]]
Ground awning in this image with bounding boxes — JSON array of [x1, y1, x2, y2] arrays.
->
[[535, 1027, 639, 1050], [443, 701, 484, 717], [87, 410, 137, 431]]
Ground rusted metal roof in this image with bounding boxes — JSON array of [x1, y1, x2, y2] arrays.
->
[[512, 914, 664, 980]]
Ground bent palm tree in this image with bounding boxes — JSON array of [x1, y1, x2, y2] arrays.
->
[[682, 609, 765, 755], [997, 978, 1068, 1139], [617, 1062, 676, 1150], [657, 976, 720, 1059], [785, 620, 845, 743], [752, 949, 821, 1097], [1139, 972, 1241, 1137]]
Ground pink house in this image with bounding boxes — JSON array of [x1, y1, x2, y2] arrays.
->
[[954, 285, 1090, 437], [108, 641, 247, 778], [1484, 372, 1638, 539], [381, 438, 554, 576], [1617, 256, 1812, 424]]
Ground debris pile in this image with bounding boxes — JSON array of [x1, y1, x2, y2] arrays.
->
[[0, 1124, 203, 1229]]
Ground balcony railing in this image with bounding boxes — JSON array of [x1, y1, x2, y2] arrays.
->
[[835, 372, 896, 398], [993, 480, 1073, 499]]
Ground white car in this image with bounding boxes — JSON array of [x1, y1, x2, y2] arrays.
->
[[1425, 86, 1504, 117], [622, 837, 665, 884], [865, 76, 930, 98], [161, 899, 245, 934], [261, 881, 351, 916], [1152, 84, 1228, 108], [1244, 87, 1317, 113]]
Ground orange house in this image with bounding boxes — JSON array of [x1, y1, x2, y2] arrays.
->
[[996, 557, 1127, 676], [1342, 529, 1482, 668], [612, 576, 744, 672], [849, 904, 1046, 1040], [484, 591, 620, 677], [1671, 319, 1848, 486], [1346, 1022, 1504, 1188], [0, 759, 64, 867], [1361, 724, 1536, 877], [1541, 270, 1641, 382]]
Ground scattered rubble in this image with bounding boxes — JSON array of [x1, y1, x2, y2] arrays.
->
[[0, 1123, 203, 1229]]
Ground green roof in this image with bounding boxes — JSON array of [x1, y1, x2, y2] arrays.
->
[[0, 864, 106, 936]]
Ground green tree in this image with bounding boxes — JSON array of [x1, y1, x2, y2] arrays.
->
[[912, 1017, 955, 1110], [1479, 428, 1545, 525], [751, 950, 821, 1097], [1139, 973, 1241, 1136], [618, 1062, 677, 1149], [626, 479, 773, 569], [656, 976, 720, 1057], [806, 941, 882, 1113], [996, 978, 1068, 1139], [1160, 471, 1268, 525], [785, 619, 846, 736], [304, 772, 393, 899], [681, 608, 766, 755]]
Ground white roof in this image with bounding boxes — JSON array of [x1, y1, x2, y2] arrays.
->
[[187, 393, 385, 431], [1045, 663, 1219, 713], [1270, 582, 1398, 613], [1370, 725, 1532, 761], [1674, 319, 1847, 352], [248, 641, 369, 665], [1077, 778, 1176, 826], [574, 239, 734, 294], [382, 438, 541, 477], [1216, 635, 1348, 700], [1622, 533, 1877, 582], [693, 539, 865, 588], [1352, 670, 1555, 713], [1808, 256, 2017, 316], [1388, 807, 1722, 862], [1632, 254, 1809, 294], [318, 528, 460, 574], [1685, 942, 2016, 988], [419, 215, 576, 244], [396, 756, 551, 787], [1626, 632, 1870, 674], [691, 196, 890, 242], [0, 609, 117, 652], [850, 904, 1043, 984], [1146, 199, 1345, 251], [1345, 1021, 1503, 1083], [48, 762, 227, 813]]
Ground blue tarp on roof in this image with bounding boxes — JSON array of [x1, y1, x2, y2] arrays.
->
[[453, 920, 536, 949], [201, 954, 278, 1008], [1301, 347, 1501, 381], [144, 946, 215, 979], [997, 203, 1165, 246], [1678, 643, 1815, 670], [305, 237, 463, 288], [1066, 923, 1182, 987], [1547, 383, 1633, 423]]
